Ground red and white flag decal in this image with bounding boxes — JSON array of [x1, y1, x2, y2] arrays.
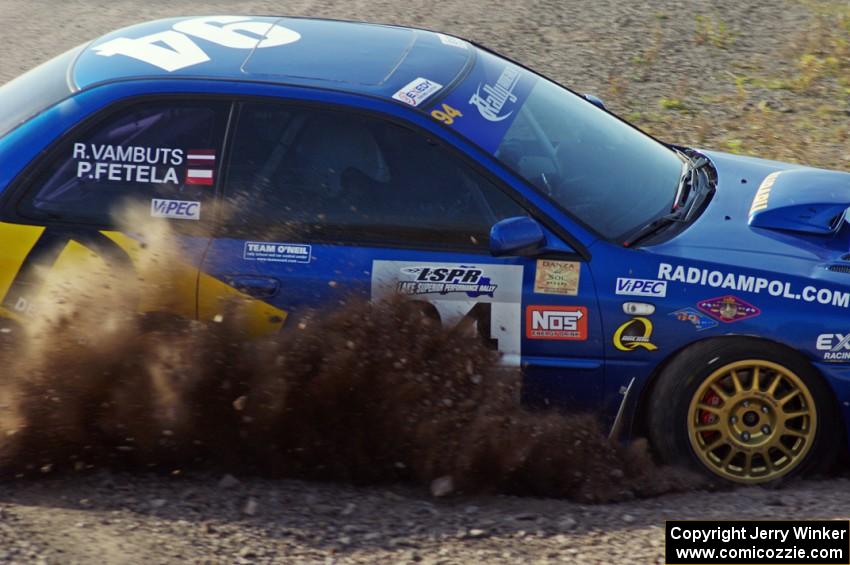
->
[[185, 149, 216, 185]]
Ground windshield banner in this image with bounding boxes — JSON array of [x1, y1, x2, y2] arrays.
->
[[437, 50, 537, 153]]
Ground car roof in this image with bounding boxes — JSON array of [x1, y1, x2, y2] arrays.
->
[[72, 16, 474, 104]]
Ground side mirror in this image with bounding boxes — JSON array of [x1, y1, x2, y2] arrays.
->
[[583, 93, 606, 110], [490, 216, 546, 257]]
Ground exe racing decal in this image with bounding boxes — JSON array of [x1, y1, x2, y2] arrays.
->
[[243, 242, 311, 264], [151, 199, 201, 220], [657, 263, 850, 309], [670, 307, 718, 331], [525, 306, 588, 341], [697, 295, 760, 323], [533, 259, 580, 296], [392, 78, 442, 108], [93, 16, 302, 72], [613, 317, 657, 352], [371, 261, 523, 363], [615, 277, 667, 298], [816, 334, 850, 362]]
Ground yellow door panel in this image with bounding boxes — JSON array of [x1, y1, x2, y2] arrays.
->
[[0, 222, 46, 306], [0, 221, 287, 334]]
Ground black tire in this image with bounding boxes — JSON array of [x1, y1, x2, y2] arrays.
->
[[647, 337, 839, 484]]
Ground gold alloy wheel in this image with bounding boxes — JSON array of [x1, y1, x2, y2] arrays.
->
[[687, 359, 817, 484]]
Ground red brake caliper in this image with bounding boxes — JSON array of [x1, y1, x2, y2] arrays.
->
[[699, 389, 721, 439]]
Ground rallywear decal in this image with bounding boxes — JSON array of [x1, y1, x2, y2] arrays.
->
[[749, 171, 780, 216], [615, 277, 667, 298], [243, 242, 311, 264], [151, 199, 201, 220], [93, 16, 301, 72], [371, 261, 523, 363], [697, 295, 760, 323], [657, 262, 850, 308], [392, 78, 442, 107], [534, 259, 580, 296], [525, 306, 587, 340], [436, 50, 537, 154], [613, 317, 657, 352], [469, 66, 521, 122], [73, 143, 184, 184], [816, 334, 850, 362], [670, 307, 718, 331]]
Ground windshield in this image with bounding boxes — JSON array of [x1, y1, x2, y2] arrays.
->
[[0, 44, 83, 139], [432, 50, 683, 241]]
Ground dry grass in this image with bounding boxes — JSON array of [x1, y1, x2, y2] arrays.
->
[[616, 1, 849, 170]]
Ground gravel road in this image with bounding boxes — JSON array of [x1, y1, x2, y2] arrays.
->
[[0, 1, 848, 563]]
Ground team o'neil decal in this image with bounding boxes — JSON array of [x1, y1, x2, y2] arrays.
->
[[93, 16, 302, 72]]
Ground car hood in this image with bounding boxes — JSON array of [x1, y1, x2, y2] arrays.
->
[[649, 150, 850, 278]]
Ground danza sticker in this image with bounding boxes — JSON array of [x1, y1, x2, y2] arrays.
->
[[534, 259, 580, 296]]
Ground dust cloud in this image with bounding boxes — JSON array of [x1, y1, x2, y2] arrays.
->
[[0, 210, 702, 503]]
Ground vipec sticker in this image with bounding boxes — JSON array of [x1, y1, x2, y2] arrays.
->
[[670, 307, 718, 331], [243, 242, 311, 264], [697, 295, 760, 323], [615, 277, 667, 298], [392, 78, 443, 107], [150, 198, 200, 220]]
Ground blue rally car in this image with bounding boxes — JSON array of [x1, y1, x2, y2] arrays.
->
[[2, 16, 850, 485]]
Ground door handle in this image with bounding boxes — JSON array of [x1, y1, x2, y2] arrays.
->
[[222, 275, 281, 299]]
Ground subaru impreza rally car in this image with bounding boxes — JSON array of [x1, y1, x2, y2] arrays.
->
[[1, 16, 850, 485]]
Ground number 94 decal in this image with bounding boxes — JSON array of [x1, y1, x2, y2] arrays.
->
[[431, 103, 463, 125]]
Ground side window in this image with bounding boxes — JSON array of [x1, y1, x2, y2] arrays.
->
[[17, 100, 230, 225], [224, 102, 527, 247]]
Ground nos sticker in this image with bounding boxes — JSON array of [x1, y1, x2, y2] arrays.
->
[[526, 306, 588, 340], [243, 242, 311, 264]]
